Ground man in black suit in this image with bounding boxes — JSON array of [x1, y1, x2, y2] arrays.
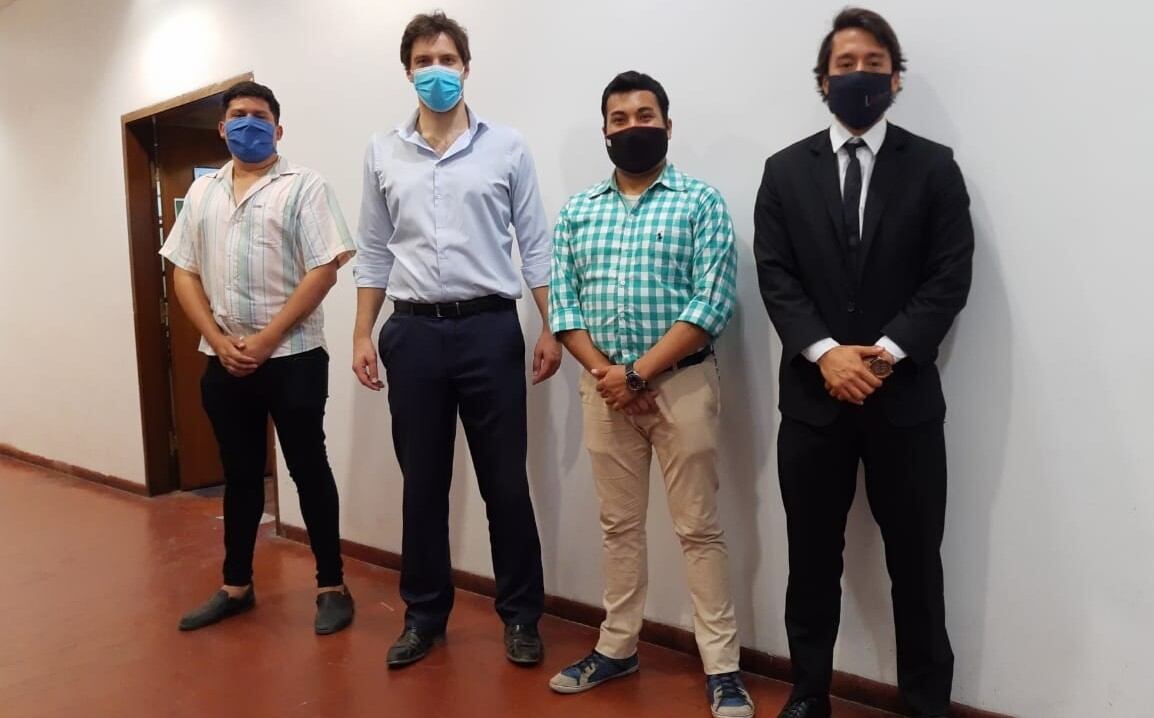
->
[[754, 8, 973, 718]]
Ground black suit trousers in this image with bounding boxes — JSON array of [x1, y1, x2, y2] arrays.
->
[[777, 405, 954, 716]]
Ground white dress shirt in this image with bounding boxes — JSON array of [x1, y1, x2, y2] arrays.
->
[[801, 119, 907, 364]]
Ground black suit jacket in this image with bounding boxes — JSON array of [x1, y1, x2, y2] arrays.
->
[[754, 124, 974, 427]]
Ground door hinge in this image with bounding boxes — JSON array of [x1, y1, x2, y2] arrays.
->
[[168, 430, 179, 455], [160, 297, 170, 327]]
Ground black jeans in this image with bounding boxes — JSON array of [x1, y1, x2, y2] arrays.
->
[[777, 406, 954, 716], [201, 347, 343, 588], [379, 308, 544, 632]]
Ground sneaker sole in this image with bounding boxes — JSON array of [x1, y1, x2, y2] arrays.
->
[[549, 663, 639, 694]]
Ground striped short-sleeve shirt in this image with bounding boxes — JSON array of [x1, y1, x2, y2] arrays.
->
[[160, 157, 356, 358]]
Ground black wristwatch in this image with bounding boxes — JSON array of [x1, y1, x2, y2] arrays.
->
[[624, 361, 648, 392]]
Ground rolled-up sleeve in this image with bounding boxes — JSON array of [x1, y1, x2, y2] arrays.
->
[[677, 189, 737, 337], [354, 138, 395, 289], [548, 208, 586, 334], [508, 136, 552, 289]]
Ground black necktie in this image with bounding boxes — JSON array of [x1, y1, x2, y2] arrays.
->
[[842, 138, 865, 249]]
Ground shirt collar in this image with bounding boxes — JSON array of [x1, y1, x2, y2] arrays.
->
[[396, 106, 487, 146], [213, 156, 297, 181], [587, 161, 686, 198], [829, 118, 888, 156]]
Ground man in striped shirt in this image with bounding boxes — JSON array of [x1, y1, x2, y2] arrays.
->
[[547, 72, 754, 718], [160, 81, 357, 635]]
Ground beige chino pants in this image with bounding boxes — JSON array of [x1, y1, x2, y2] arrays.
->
[[579, 357, 740, 674]]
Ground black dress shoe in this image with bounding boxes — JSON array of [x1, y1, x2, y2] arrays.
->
[[504, 623, 543, 665], [777, 696, 832, 718], [178, 587, 255, 631], [314, 589, 354, 635], [386, 627, 443, 668]]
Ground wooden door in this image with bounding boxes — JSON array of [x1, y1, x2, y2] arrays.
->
[[156, 124, 231, 491]]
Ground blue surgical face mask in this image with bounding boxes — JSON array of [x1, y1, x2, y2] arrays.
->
[[413, 65, 463, 113], [224, 116, 277, 163]]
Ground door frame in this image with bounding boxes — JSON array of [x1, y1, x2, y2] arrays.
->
[[122, 73, 252, 496]]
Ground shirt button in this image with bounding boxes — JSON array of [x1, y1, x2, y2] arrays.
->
[[618, 279, 626, 286], [846, 301, 857, 313]]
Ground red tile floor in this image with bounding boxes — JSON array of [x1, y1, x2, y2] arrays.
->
[[0, 456, 897, 718]]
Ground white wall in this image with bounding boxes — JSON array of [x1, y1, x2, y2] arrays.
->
[[2, 1, 1152, 715]]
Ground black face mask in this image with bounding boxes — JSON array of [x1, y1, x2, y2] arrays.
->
[[826, 71, 894, 130], [605, 126, 668, 174]]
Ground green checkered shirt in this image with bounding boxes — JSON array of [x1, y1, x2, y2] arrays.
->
[[549, 163, 737, 364]]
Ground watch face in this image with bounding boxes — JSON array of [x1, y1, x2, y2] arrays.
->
[[868, 357, 893, 378], [626, 373, 647, 392]]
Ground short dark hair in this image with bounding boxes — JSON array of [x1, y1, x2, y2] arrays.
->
[[400, 11, 471, 69], [221, 81, 281, 122], [814, 8, 906, 96], [600, 71, 670, 127]]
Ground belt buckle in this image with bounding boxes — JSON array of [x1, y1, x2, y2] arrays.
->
[[434, 301, 462, 319]]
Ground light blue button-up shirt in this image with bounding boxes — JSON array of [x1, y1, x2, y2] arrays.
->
[[354, 109, 552, 302]]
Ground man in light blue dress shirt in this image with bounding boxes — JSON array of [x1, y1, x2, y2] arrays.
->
[[351, 11, 560, 669]]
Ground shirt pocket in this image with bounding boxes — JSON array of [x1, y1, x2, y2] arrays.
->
[[644, 219, 693, 287], [245, 202, 288, 250]]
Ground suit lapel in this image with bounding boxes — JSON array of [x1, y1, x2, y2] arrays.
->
[[809, 133, 846, 257], [858, 124, 907, 279]]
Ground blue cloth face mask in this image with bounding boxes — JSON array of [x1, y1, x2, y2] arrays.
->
[[224, 116, 277, 163], [413, 65, 463, 113]]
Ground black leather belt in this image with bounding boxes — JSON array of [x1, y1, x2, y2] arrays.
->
[[665, 346, 714, 373], [393, 294, 515, 318]]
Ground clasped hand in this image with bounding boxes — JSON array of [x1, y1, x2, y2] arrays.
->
[[591, 365, 659, 415], [818, 345, 895, 405]]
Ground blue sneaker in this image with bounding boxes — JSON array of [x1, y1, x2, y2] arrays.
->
[[548, 650, 639, 694], [707, 672, 755, 718]]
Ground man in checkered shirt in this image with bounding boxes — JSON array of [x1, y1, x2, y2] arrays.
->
[[547, 71, 754, 718]]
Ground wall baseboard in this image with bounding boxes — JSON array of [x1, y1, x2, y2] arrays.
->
[[278, 524, 1011, 718], [0, 443, 149, 496]]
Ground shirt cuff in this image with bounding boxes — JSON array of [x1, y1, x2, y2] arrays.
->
[[875, 336, 907, 363], [676, 298, 730, 337], [802, 338, 839, 363], [353, 263, 390, 289], [521, 260, 552, 290], [549, 307, 587, 334]]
